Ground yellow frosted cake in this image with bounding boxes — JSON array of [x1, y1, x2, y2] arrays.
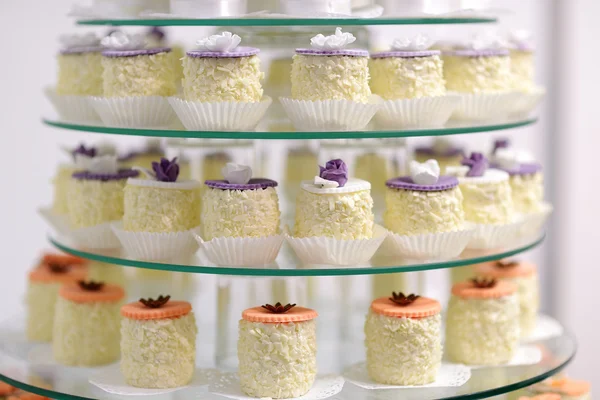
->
[[238, 304, 318, 398], [101, 32, 176, 98], [121, 297, 197, 388], [124, 158, 201, 233], [291, 28, 370, 102], [384, 160, 464, 236], [53, 282, 124, 366], [446, 279, 519, 365], [414, 138, 465, 173], [184, 32, 263, 102], [202, 164, 280, 240], [443, 48, 511, 93], [56, 33, 103, 96], [446, 153, 514, 224], [365, 294, 442, 385], [294, 159, 374, 239]]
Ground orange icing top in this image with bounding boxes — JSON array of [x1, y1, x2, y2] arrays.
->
[[519, 395, 561, 400], [59, 283, 125, 303], [242, 306, 318, 323], [28, 264, 88, 284], [541, 377, 592, 397], [0, 382, 17, 396], [475, 260, 537, 278], [42, 253, 87, 267], [452, 280, 517, 299], [8, 393, 50, 400], [121, 300, 192, 320], [370, 296, 442, 318]]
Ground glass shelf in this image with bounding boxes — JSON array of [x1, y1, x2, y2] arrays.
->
[[42, 118, 537, 140], [76, 16, 497, 27], [50, 234, 545, 277]]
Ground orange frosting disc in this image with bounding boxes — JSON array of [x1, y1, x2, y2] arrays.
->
[[475, 260, 537, 278], [370, 296, 441, 318], [452, 280, 517, 299], [59, 283, 125, 303], [242, 306, 318, 323], [9, 393, 50, 400], [547, 378, 591, 397], [519, 395, 561, 400], [28, 264, 88, 284], [0, 382, 17, 396], [42, 253, 87, 267], [121, 300, 192, 320]]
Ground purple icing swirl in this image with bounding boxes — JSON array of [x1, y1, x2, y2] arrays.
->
[[461, 152, 488, 177], [73, 144, 97, 159], [319, 159, 349, 187], [493, 139, 510, 154], [152, 157, 179, 182]]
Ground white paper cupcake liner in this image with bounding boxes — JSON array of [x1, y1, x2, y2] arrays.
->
[[280, 96, 381, 131], [467, 219, 526, 250], [449, 91, 521, 122], [286, 225, 387, 266], [522, 314, 564, 343], [510, 86, 546, 118], [65, 221, 122, 250], [374, 95, 461, 129], [518, 202, 553, 240], [469, 345, 542, 369], [194, 232, 284, 266], [383, 226, 476, 261], [38, 207, 70, 235], [343, 362, 471, 389], [45, 87, 100, 124], [89, 363, 219, 396], [90, 96, 176, 128], [111, 222, 199, 262], [209, 372, 344, 400], [168, 96, 272, 131]]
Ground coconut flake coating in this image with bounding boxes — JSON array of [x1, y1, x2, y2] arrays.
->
[[445, 294, 520, 365], [88, 260, 127, 286], [124, 184, 201, 233], [53, 297, 122, 366], [509, 172, 544, 214], [369, 55, 446, 100], [52, 164, 77, 215], [384, 186, 464, 236], [202, 187, 280, 240], [102, 51, 177, 97], [238, 319, 317, 399], [414, 153, 463, 175], [121, 313, 197, 388], [183, 55, 264, 102], [57, 52, 103, 96], [510, 50, 535, 92], [365, 311, 442, 385], [291, 54, 371, 103], [26, 282, 61, 342], [294, 189, 374, 239], [443, 54, 512, 93], [459, 178, 514, 224], [67, 179, 126, 228]]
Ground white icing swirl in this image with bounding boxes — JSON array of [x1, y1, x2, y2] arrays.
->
[[221, 163, 252, 184], [101, 31, 146, 51], [196, 31, 241, 52], [59, 33, 100, 49], [492, 148, 536, 170], [409, 159, 440, 185], [391, 34, 435, 51], [310, 27, 356, 50], [75, 154, 119, 174], [465, 31, 509, 51]]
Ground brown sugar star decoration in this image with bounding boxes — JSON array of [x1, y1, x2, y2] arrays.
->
[[47, 262, 70, 273], [140, 295, 171, 308], [495, 260, 519, 269], [470, 277, 497, 288], [389, 292, 420, 306], [261, 302, 296, 314], [78, 280, 105, 291]]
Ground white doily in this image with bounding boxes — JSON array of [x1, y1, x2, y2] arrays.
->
[[469, 345, 542, 369], [522, 314, 564, 343]]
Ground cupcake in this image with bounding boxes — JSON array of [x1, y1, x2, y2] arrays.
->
[[530, 377, 591, 400], [365, 293, 442, 385], [414, 138, 464, 173], [26, 254, 88, 342], [238, 303, 317, 398], [53, 281, 124, 366], [475, 259, 539, 337], [56, 33, 103, 96], [121, 296, 197, 388], [446, 278, 519, 365]]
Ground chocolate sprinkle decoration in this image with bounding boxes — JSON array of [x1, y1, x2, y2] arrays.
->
[[78, 280, 105, 291], [471, 278, 497, 288], [389, 292, 420, 306], [140, 295, 171, 308], [47, 262, 70, 273], [261, 302, 296, 314], [495, 260, 519, 269]]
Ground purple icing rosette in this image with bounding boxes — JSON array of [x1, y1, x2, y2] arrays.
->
[[319, 159, 349, 187], [461, 152, 488, 177], [492, 139, 510, 154], [205, 178, 278, 191], [152, 157, 179, 182], [386, 175, 459, 192], [72, 144, 97, 159]]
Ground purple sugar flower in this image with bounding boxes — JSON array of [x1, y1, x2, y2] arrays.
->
[[493, 139, 510, 154], [72, 144, 97, 159], [319, 159, 349, 187], [461, 152, 488, 177], [148, 27, 166, 41], [152, 157, 179, 182]]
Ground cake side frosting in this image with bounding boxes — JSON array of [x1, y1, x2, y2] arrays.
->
[[364, 311, 441, 385], [510, 50, 535, 91], [443, 54, 512, 93], [509, 172, 543, 214], [26, 282, 61, 342], [67, 179, 126, 228], [52, 165, 77, 215], [238, 319, 317, 398], [57, 52, 103, 96], [459, 178, 514, 224]]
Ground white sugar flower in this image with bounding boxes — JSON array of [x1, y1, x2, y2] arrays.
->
[[59, 33, 100, 49], [101, 31, 146, 50], [410, 159, 440, 185], [310, 27, 356, 50], [445, 165, 469, 178], [391, 34, 435, 51], [493, 148, 535, 170], [466, 31, 508, 51], [222, 163, 252, 184], [196, 32, 241, 52], [75, 154, 119, 174]]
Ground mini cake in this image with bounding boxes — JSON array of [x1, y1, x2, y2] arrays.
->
[[67, 153, 139, 229], [121, 296, 197, 388], [475, 260, 539, 337], [26, 254, 88, 342], [238, 303, 318, 398], [446, 153, 514, 224], [446, 278, 519, 365], [365, 293, 442, 385], [370, 35, 446, 100], [508, 30, 535, 92], [414, 138, 465, 173], [183, 32, 264, 102], [531, 377, 591, 400], [101, 31, 176, 98], [124, 158, 201, 232], [384, 159, 464, 236], [294, 159, 374, 239], [292, 28, 371, 103], [56, 33, 103, 96], [202, 163, 280, 240], [119, 138, 165, 170], [53, 281, 124, 366]]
